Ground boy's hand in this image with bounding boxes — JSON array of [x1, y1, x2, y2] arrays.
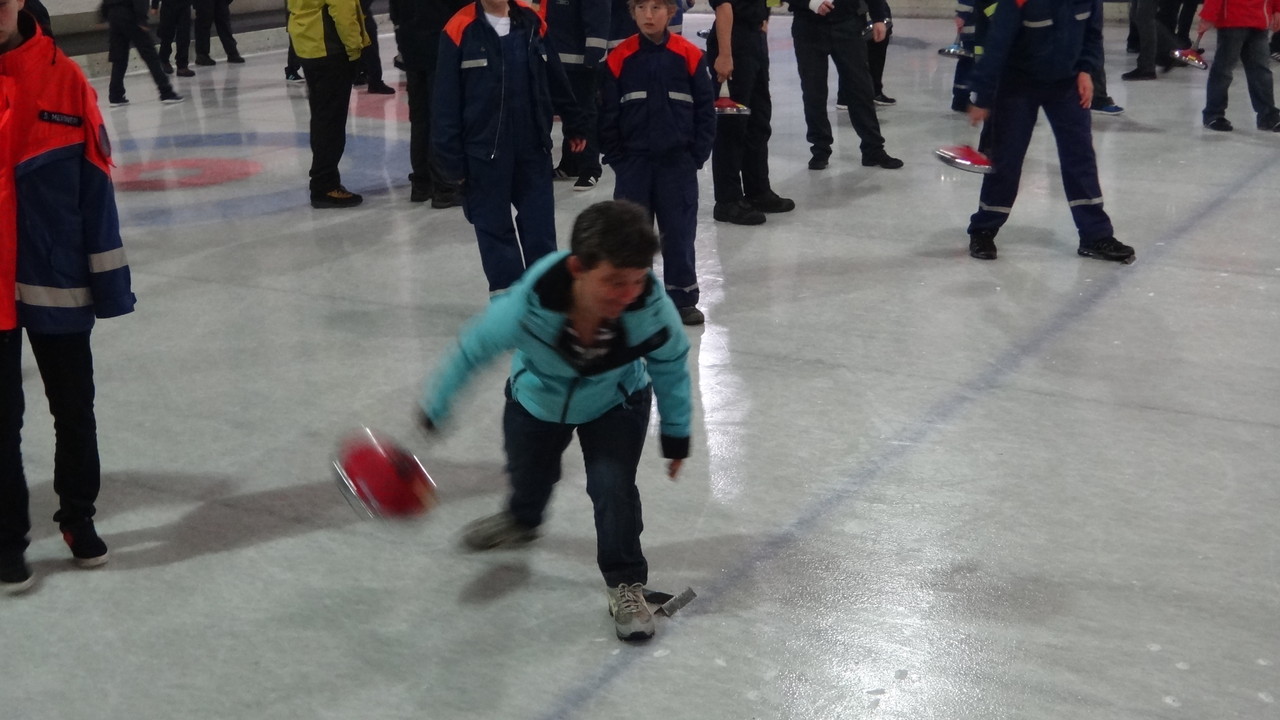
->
[[714, 54, 733, 83], [1076, 71, 1093, 109], [568, 137, 587, 153], [955, 15, 964, 31], [871, 21, 887, 43], [415, 409, 436, 436], [1271, 12, 1280, 32], [967, 104, 988, 126], [666, 459, 683, 480], [1198, 18, 1212, 34]]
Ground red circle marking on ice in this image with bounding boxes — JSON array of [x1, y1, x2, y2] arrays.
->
[[114, 158, 263, 191]]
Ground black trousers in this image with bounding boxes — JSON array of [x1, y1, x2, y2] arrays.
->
[[106, 6, 174, 101], [556, 64, 602, 180], [405, 66, 457, 196], [157, 0, 193, 68], [301, 55, 357, 192], [1, 330, 101, 561], [707, 24, 773, 204], [359, 0, 384, 84], [194, 0, 238, 58], [791, 13, 885, 159]]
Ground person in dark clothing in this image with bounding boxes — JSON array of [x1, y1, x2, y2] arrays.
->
[[101, 0, 184, 105], [786, 0, 902, 173], [965, 0, 1135, 264], [24, 0, 50, 36], [389, 0, 469, 205], [544, 0, 610, 190], [706, 0, 794, 226], [865, 3, 893, 105], [193, 0, 242, 65], [433, 0, 587, 293], [355, 0, 395, 93], [153, 0, 195, 76]]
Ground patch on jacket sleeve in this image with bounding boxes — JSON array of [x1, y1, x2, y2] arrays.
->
[[39, 110, 84, 127]]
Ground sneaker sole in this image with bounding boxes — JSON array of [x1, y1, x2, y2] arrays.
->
[[461, 532, 537, 551], [607, 606, 655, 641], [1078, 249, 1136, 264], [73, 553, 109, 569], [2, 576, 36, 595]]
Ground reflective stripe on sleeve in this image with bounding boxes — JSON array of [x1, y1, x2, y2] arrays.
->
[[1068, 197, 1104, 207], [89, 247, 128, 274], [668, 92, 693, 103], [16, 283, 92, 308], [621, 91, 648, 103], [979, 202, 1013, 214], [460, 59, 488, 69]]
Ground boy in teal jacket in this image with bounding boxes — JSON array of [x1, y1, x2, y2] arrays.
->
[[420, 200, 692, 641]]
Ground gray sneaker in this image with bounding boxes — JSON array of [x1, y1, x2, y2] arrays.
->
[[461, 511, 538, 550], [607, 583, 655, 641]]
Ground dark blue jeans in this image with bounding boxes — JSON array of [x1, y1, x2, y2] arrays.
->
[[968, 75, 1114, 244], [0, 330, 101, 561], [504, 384, 651, 587], [1204, 28, 1279, 126]]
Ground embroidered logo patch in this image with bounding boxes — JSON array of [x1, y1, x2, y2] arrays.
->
[[39, 110, 83, 127]]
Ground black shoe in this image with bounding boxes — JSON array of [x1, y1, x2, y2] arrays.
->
[[1078, 237, 1135, 264], [861, 150, 904, 169], [352, 72, 368, 87], [746, 191, 795, 214], [160, 60, 174, 75], [431, 192, 462, 209], [573, 175, 598, 191], [108, 96, 129, 107], [195, 54, 216, 66], [713, 200, 766, 225], [1258, 116, 1280, 131], [1121, 68, 1157, 80], [311, 186, 364, 209], [808, 156, 829, 170], [1, 555, 34, 595], [677, 306, 705, 326], [393, 54, 406, 71], [285, 70, 305, 83], [367, 81, 395, 95], [1205, 117, 1234, 132], [410, 184, 431, 203], [969, 230, 997, 260], [176, 67, 195, 77], [61, 520, 109, 568], [873, 93, 896, 106], [226, 53, 245, 64]]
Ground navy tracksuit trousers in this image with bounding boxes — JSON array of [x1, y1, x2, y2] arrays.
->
[[463, 31, 558, 293], [968, 75, 1114, 244], [612, 156, 700, 309]]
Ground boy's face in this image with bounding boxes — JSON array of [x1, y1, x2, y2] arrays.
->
[[569, 258, 650, 320], [632, 0, 676, 43], [0, 0, 25, 54]]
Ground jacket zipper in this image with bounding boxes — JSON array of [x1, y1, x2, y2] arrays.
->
[[491, 22, 506, 160]]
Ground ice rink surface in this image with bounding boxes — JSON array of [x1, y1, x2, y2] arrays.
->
[[4, 14, 1278, 720]]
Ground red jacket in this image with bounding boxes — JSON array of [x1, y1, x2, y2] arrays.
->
[[1202, 0, 1275, 29], [0, 12, 134, 333]]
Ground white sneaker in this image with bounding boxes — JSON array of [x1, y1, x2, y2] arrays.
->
[[607, 583, 654, 641]]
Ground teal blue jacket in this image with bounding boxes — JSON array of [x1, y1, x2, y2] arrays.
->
[[421, 252, 692, 458]]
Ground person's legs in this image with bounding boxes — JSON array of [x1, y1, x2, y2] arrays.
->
[[709, 27, 751, 203], [157, 0, 178, 68], [405, 68, 432, 199], [510, 152, 560, 274], [967, 80, 1041, 237], [193, 0, 214, 59], [1204, 28, 1245, 124], [359, 0, 386, 85], [1040, 80, 1115, 244], [653, 161, 700, 310], [828, 18, 885, 155], [1237, 29, 1279, 126], [27, 332, 100, 529], [213, 0, 240, 59], [464, 154, 525, 292], [503, 394, 576, 529], [866, 23, 890, 98], [558, 65, 602, 181], [739, 29, 774, 201], [791, 15, 835, 164], [0, 330, 31, 565], [301, 56, 357, 194], [577, 387, 651, 588], [175, 0, 193, 70], [124, 19, 178, 97], [106, 11, 131, 102]]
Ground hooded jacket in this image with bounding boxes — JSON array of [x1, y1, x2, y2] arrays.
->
[[1201, 0, 1276, 29], [1, 13, 135, 334], [422, 251, 692, 458]]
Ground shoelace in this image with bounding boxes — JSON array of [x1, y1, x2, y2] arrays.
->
[[615, 584, 644, 614]]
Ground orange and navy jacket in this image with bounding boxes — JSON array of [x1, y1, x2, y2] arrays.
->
[[599, 31, 715, 167], [0, 13, 135, 333], [433, 0, 586, 181]]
